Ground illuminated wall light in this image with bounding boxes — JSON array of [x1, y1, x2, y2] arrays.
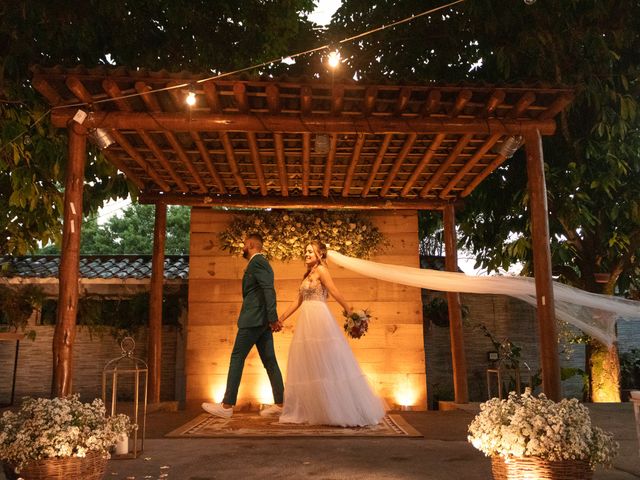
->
[[90, 128, 116, 150], [494, 135, 524, 159], [326, 50, 341, 69]]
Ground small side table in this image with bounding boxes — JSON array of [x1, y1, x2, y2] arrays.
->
[[0, 332, 24, 407], [631, 397, 640, 456], [487, 367, 522, 399]]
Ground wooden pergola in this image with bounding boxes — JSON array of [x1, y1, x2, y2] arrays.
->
[[32, 65, 573, 404]]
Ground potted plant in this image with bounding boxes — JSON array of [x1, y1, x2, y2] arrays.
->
[[0, 395, 131, 480], [468, 390, 618, 479]]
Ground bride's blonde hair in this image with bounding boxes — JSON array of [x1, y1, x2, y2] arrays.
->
[[303, 240, 328, 278]]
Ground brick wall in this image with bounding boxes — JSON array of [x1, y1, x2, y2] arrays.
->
[[423, 292, 588, 407], [0, 322, 180, 404], [618, 320, 640, 354]]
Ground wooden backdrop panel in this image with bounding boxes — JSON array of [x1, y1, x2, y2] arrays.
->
[[186, 208, 427, 409]]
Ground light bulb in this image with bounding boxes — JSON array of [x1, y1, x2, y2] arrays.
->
[[524, 0, 536, 4], [185, 91, 196, 107], [327, 50, 341, 69]]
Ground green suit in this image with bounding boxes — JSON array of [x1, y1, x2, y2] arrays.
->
[[237, 254, 278, 328], [222, 253, 284, 405]]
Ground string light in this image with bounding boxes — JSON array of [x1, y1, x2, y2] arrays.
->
[[0, 0, 466, 152], [326, 50, 341, 69], [185, 85, 197, 106]]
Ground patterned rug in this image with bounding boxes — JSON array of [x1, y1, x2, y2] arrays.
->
[[166, 413, 422, 438]]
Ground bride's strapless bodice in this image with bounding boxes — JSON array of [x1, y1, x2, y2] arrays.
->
[[300, 276, 328, 302]]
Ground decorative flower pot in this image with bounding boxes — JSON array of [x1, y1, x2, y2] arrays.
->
[[2, 450, 108, 480], [115, 433, 129, 455], [491, 456, 593, 480]]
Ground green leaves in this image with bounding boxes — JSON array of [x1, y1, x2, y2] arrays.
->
[[1, 0, 315, 256], [39, 204, 191, 255], [385, 0, 640, 296]]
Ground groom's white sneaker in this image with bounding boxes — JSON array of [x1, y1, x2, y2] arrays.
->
[[259, 404, 283, 417], [202, 402, 233, 419]]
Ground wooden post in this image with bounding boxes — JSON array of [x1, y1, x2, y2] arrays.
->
[[148, 202, 167, 404], [525, 129, 561, 401], [53, 124, 87, 397], [443, 204, 469, 404]]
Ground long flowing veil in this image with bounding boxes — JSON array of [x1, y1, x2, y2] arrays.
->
[[327, 250, 640, 346]]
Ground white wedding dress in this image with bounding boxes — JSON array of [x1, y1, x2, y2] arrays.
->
[[279, 275, 385, 427]]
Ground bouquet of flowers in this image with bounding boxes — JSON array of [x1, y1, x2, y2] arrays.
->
[[343, 309, 371, 339], [467, 389, 618, 468], [0, 394, 132, 471]]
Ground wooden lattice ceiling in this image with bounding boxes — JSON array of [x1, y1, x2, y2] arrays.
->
[[32, 66, 573, 210]]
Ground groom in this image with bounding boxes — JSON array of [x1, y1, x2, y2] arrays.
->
[[202, 233, 284, 418]]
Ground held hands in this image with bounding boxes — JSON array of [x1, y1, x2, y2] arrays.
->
[[270, 319, 284, 332]]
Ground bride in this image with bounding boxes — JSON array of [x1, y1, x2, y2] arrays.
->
[[276, 240, 385, 427]]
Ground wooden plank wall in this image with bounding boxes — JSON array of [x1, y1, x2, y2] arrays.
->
[[187, 208, 426, 410]]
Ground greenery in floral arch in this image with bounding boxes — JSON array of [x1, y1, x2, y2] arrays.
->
[[219, 210, 385, 261]]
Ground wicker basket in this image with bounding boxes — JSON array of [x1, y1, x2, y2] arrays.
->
[[491, 456, 593, 480], [2, 450, 108, 480]]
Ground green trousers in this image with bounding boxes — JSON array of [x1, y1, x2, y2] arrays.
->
[[222, 324, 284, 405]]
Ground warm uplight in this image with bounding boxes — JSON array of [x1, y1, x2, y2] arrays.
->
[[185, 90, 197, 106], [257, 378, 274, 405], [396, 388, 417, 407], [395, 376, 417, 408], [326, 50, 341, 69], [210, 384, 226, 403]]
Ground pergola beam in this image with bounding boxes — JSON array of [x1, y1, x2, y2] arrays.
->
[[420, 133, 473, 198], [50, 110, 557, 136], [401, 133, 446, 197], [362, 133, 392, 197], [138, 193, 450, 210], [381, 133, 417, 197]]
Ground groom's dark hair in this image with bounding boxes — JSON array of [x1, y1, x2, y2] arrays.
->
[[246, 233, 263, 247]]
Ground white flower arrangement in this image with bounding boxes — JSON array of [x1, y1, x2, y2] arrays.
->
[[0, 395, 132, 471], [219, 210, 385, 261], [467, 390, 618, 468]]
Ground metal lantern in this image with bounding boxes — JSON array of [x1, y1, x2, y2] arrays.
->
[[102, 337, 148, 459]]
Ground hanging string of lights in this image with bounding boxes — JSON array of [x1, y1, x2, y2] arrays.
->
[[2, 0, 468, 152]]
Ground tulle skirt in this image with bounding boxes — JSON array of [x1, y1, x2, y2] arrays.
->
[[279, 300, 385, 427]]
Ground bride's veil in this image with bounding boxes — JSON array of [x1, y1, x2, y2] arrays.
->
[[327, 250, 640, 346]]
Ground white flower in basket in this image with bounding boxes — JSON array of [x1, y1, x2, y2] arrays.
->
[[467, 390, 618, 470], [0, 395, 132, 473]]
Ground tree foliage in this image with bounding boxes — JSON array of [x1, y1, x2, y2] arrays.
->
[[1, 0, 315, 255], [39, 203, 191, 255], [331, 0, 640, 298]]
